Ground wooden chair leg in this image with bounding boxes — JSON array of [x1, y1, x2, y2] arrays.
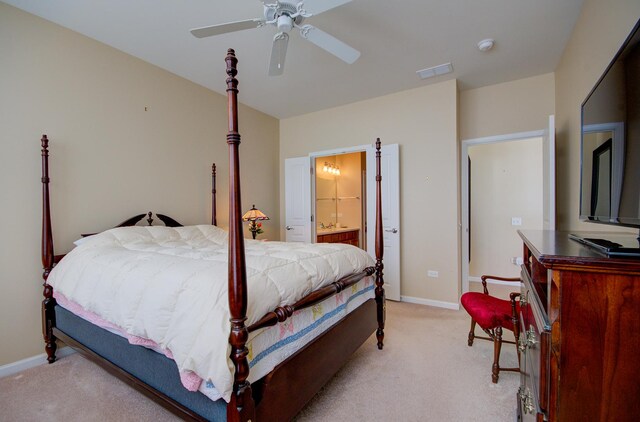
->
[[467, 319, 476, 346], [492, 326, 502, 383]]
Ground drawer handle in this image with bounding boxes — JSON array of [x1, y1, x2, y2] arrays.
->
[[518, 386, 536, 415], [518, 327, 538, 351], [519, 295, 528, 307], [286, 226, 294, 231], [518, 333, 527, 353], [526, 326, 538, 348], [385, 228, 398, 233]]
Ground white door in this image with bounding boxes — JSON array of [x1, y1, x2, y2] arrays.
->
[[366, 143, 401, 301], [542, 115, 556, 230], [285, 157, 312, 242]]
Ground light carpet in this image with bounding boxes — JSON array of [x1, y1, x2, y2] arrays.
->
[[0, 301, 518, 421]]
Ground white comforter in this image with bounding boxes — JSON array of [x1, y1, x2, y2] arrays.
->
[[47, 225, 374, 402]]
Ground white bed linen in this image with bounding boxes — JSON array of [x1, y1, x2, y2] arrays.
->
[[47, 225, 374, 402]]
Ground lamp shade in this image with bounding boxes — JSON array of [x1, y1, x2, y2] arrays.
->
[[242, 205, 269, 222]]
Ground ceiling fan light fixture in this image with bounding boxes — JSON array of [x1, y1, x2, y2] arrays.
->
[[191, 0, 359, 75], [277, 15, 294, 32]]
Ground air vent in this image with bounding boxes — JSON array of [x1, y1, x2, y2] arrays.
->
[[416, 63, 453, 80]]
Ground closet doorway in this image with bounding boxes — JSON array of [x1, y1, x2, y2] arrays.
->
[[314, 152, 367, 249]]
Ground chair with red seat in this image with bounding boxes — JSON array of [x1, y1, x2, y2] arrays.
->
[[461, 274, 521, 383]]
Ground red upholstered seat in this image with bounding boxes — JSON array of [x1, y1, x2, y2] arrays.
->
[[460, 275, 521, 383], [461, 292, 519, 331]]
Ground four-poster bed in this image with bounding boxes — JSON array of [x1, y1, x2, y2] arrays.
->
[[40, 49, 386, 422]]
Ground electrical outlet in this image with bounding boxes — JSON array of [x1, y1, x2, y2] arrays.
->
[[427, 270, 439, 278], [511, 217, 522, 226]]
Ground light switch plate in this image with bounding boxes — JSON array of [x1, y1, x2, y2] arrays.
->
[[511, 217, 522, 226]]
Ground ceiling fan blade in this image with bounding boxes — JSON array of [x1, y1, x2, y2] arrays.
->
[[190, 18, 264, 38], [299, 25, 360, 64], [269, 32, 289, 76], [299, 0, 352, 16]]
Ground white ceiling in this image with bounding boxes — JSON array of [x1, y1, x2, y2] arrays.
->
[[5, 0, 584, 119]]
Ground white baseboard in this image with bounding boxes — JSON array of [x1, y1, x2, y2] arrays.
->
[[0, 347, 76, 379], [400, 295, 460, 310], [469, 276, 521, 287]]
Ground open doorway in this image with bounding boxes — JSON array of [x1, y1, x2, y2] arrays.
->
[[460, 118, 555, 296], [314, 152, 367, 249], [468, 138, 543, 286]]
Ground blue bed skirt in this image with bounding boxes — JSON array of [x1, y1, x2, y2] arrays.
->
[[55, 305, 227, 421]]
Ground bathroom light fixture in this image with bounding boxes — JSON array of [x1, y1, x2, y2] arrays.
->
[[323, 162, 340, 175]]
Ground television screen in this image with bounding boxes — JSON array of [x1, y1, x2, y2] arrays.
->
[[580, 19, 640, 229]]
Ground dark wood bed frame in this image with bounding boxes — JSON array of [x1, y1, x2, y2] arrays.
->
[[40, 48, 385, 422]]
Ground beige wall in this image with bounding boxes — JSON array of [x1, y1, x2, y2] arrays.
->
[[0, 4, 279, 366], [469, 138, 544, 278], [555, 0, 640, 231], [459, 73, 555, 141], [281, 80, 460, 304]]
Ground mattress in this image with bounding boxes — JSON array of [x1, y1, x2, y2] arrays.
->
[[47, 225, 375, 402], [55, 276, 374, 401], [54, 305, 228, 421]]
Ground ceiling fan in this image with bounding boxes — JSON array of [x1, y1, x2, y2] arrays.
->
[[190, 0, 360, 76]]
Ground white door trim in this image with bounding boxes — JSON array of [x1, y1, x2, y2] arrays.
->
[[309, 144, 371, 158], [460, 129, 545, 295]]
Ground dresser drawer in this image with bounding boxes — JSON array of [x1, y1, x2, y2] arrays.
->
[[520, 267, 551, 419], [517, 359, 539, 421]]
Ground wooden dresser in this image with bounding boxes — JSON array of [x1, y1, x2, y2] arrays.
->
[[517, 230, 640, 422]]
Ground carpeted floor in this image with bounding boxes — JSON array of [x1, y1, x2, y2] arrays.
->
[[0, 301, 519, 421]]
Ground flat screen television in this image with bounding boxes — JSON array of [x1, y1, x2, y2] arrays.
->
[[576, 18, 640, 256]]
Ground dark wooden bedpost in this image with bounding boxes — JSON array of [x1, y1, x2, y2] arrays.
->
[[225, 49, 255, 422], [41, 134, 58, 363], [212, 163, 217, 226], [374, 138, 385, 350]]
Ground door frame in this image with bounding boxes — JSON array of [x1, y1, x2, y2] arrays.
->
[[460, 129, 545, 294], [309, 143, 401, 301]]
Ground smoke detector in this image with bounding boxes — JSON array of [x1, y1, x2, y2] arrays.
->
[[477, 39, 495, 52]]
